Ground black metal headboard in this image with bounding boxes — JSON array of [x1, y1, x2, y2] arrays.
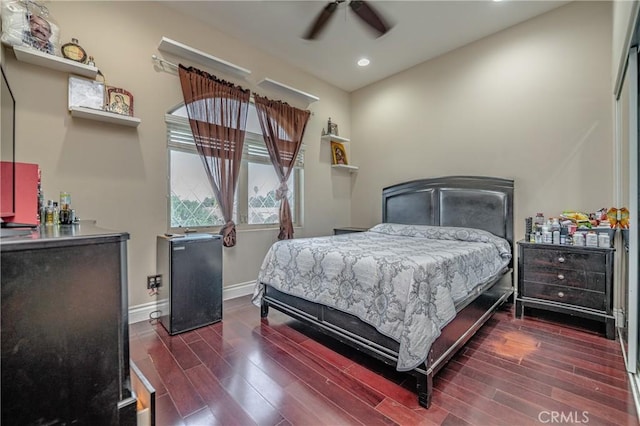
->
[[382, 176, 514, 248]]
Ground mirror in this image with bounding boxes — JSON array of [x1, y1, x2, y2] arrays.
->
[[0, 65, 16, 218]]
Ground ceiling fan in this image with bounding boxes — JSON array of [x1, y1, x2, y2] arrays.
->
[[302, 0, 392, 40]]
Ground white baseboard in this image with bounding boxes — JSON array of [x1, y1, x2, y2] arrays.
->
[[614, 307, 626, 327], [128, 280, 256, 324]]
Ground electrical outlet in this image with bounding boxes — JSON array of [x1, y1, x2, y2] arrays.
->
[[147, 274, 162, 290], [146, 275, 156, 290]]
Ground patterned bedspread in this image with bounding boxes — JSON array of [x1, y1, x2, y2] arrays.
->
[[252, 223, 512, 371]]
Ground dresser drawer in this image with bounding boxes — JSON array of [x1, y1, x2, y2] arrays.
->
[[522, 281, 605, 311], [521, 268, 605, 291], [522, 248, 605, 273]]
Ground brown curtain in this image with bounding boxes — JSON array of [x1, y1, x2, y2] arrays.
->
[[253, 94, 311, 240], [178, 65, 250, 247]]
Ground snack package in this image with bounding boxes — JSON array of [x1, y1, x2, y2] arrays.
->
[[1, 0, 61, 56]]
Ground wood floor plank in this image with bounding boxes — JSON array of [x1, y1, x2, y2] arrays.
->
[[183, 407, 219, 426], [188, 338, 236, 380], [132, 355, 168, 397], [463, 346, 632, 412], [147, 335, 206, 418], [264, 328, 387, 407], [128, 298, 637, 426], [375, 397, 440, 426], [261, 333, 394, 425], [433, 375, 538, 426], [184, 364, 258, 426], [155, 394, 185, 426], [218, 373, 285, 426], [154, 324, 202, 371], [550, 387, 638, 425]]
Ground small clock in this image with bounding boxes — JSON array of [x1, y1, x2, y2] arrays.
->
[[61, 38, 87, 63]]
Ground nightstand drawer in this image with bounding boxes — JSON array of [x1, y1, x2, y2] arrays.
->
[[521, 268, 605, 291], [522, 281, 605, 311], [516, 240, 615, 339], [522, 248, 606, 273]]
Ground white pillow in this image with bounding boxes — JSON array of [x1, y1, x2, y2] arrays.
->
[[1, 0, 60, 56]]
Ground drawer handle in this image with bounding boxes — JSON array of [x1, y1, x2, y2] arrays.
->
[[557, 274, 565, 280], [558, 291, 565, 298], [557, 257, 565, 263]]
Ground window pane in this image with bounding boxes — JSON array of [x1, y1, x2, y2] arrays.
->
[[248, 163, 294, 225], [170, 149, 225, 227]]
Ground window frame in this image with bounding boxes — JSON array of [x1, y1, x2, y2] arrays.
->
[[165, 103, 304, 233]]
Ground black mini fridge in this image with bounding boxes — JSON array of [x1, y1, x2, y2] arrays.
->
[[157, 233, 222, 335]]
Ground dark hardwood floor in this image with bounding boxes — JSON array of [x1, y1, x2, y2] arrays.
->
[[129, 296, 638, 425]]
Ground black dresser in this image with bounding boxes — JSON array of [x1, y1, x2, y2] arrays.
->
[[1, 223, 137, 425], [516, 240, 615, 339], [333, 227, 368, 235]]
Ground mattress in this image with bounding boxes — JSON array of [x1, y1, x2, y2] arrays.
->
[[253, 223, 512, 371]]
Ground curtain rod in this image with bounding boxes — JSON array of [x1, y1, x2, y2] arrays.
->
[[152, 55, 178, 70], [151, 55, 314, 113]]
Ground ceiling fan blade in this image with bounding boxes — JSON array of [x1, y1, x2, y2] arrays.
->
[[349, 0, 391, 37], [303, 2, 339, 40]]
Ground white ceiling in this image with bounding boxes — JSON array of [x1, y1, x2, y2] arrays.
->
[[164, 1, 569, 92]]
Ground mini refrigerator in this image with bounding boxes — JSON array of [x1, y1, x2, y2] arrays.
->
[[157, 233, 222, 335]]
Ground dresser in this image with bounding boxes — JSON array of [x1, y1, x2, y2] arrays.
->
[[1, 223, 137, 425], [516, 240, 615, 339], [333, 227, 368, 235]]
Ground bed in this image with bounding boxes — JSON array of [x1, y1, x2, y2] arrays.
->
[[253, 175, 514, 408]]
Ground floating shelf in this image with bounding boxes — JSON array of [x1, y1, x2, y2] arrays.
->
[[70, 106, 141, 127], [158, 37, 251, 79], [332, 164, 358, 172], [321, 134, 350, 144], [13, 45, 98, 78], [257, 78, 319, 105]]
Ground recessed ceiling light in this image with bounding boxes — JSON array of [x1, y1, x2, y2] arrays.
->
[[357, 58, 370, 67]]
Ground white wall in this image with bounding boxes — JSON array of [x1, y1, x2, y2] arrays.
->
[[613, 0, 639, 95], [350, 1, 613, 245], [3, 1, 616, 312], [3, 1, 351, 309]]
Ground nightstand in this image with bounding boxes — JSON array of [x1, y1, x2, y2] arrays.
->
[[516, 241, 615, 339], [333, 227, 368, 235]]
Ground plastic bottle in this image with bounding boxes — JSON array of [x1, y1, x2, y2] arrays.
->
[[52, 202, 59, 225], [45, 200, 54, 225]]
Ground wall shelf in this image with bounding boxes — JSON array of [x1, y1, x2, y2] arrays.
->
[[158, 37, 251, 79], [257, 78, 319, 105], [13, 45, 98, 78], [332, 164, 358, 172], [321, 134, 350, 144], [70, 106, 141, 127]]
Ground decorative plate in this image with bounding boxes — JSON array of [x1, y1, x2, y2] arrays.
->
[[61, 39, 87, 63]]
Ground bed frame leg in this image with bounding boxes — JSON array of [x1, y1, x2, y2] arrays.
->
[[261, 300, 269, 318], [416, 371, 433, 408]]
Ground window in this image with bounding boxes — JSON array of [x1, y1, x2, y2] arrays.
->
[[166, 103, 303, 230]]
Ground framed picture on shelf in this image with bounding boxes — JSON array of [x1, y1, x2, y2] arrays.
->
[[68, 76, 104, 110], [331, 141, 348, 165], [106, 87, 133, 116]]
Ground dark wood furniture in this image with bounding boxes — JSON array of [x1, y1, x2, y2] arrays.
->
[[1, 223, 137, 425], [260, 176, 514, 408], [516, 241, 615, 339], [157, 234, 223, 335], [333, 227, 368, 235]]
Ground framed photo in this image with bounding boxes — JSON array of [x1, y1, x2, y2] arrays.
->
[[331, 141, 348, 165], [106, 87, 134, 116], [68, 76, 104, 110]]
